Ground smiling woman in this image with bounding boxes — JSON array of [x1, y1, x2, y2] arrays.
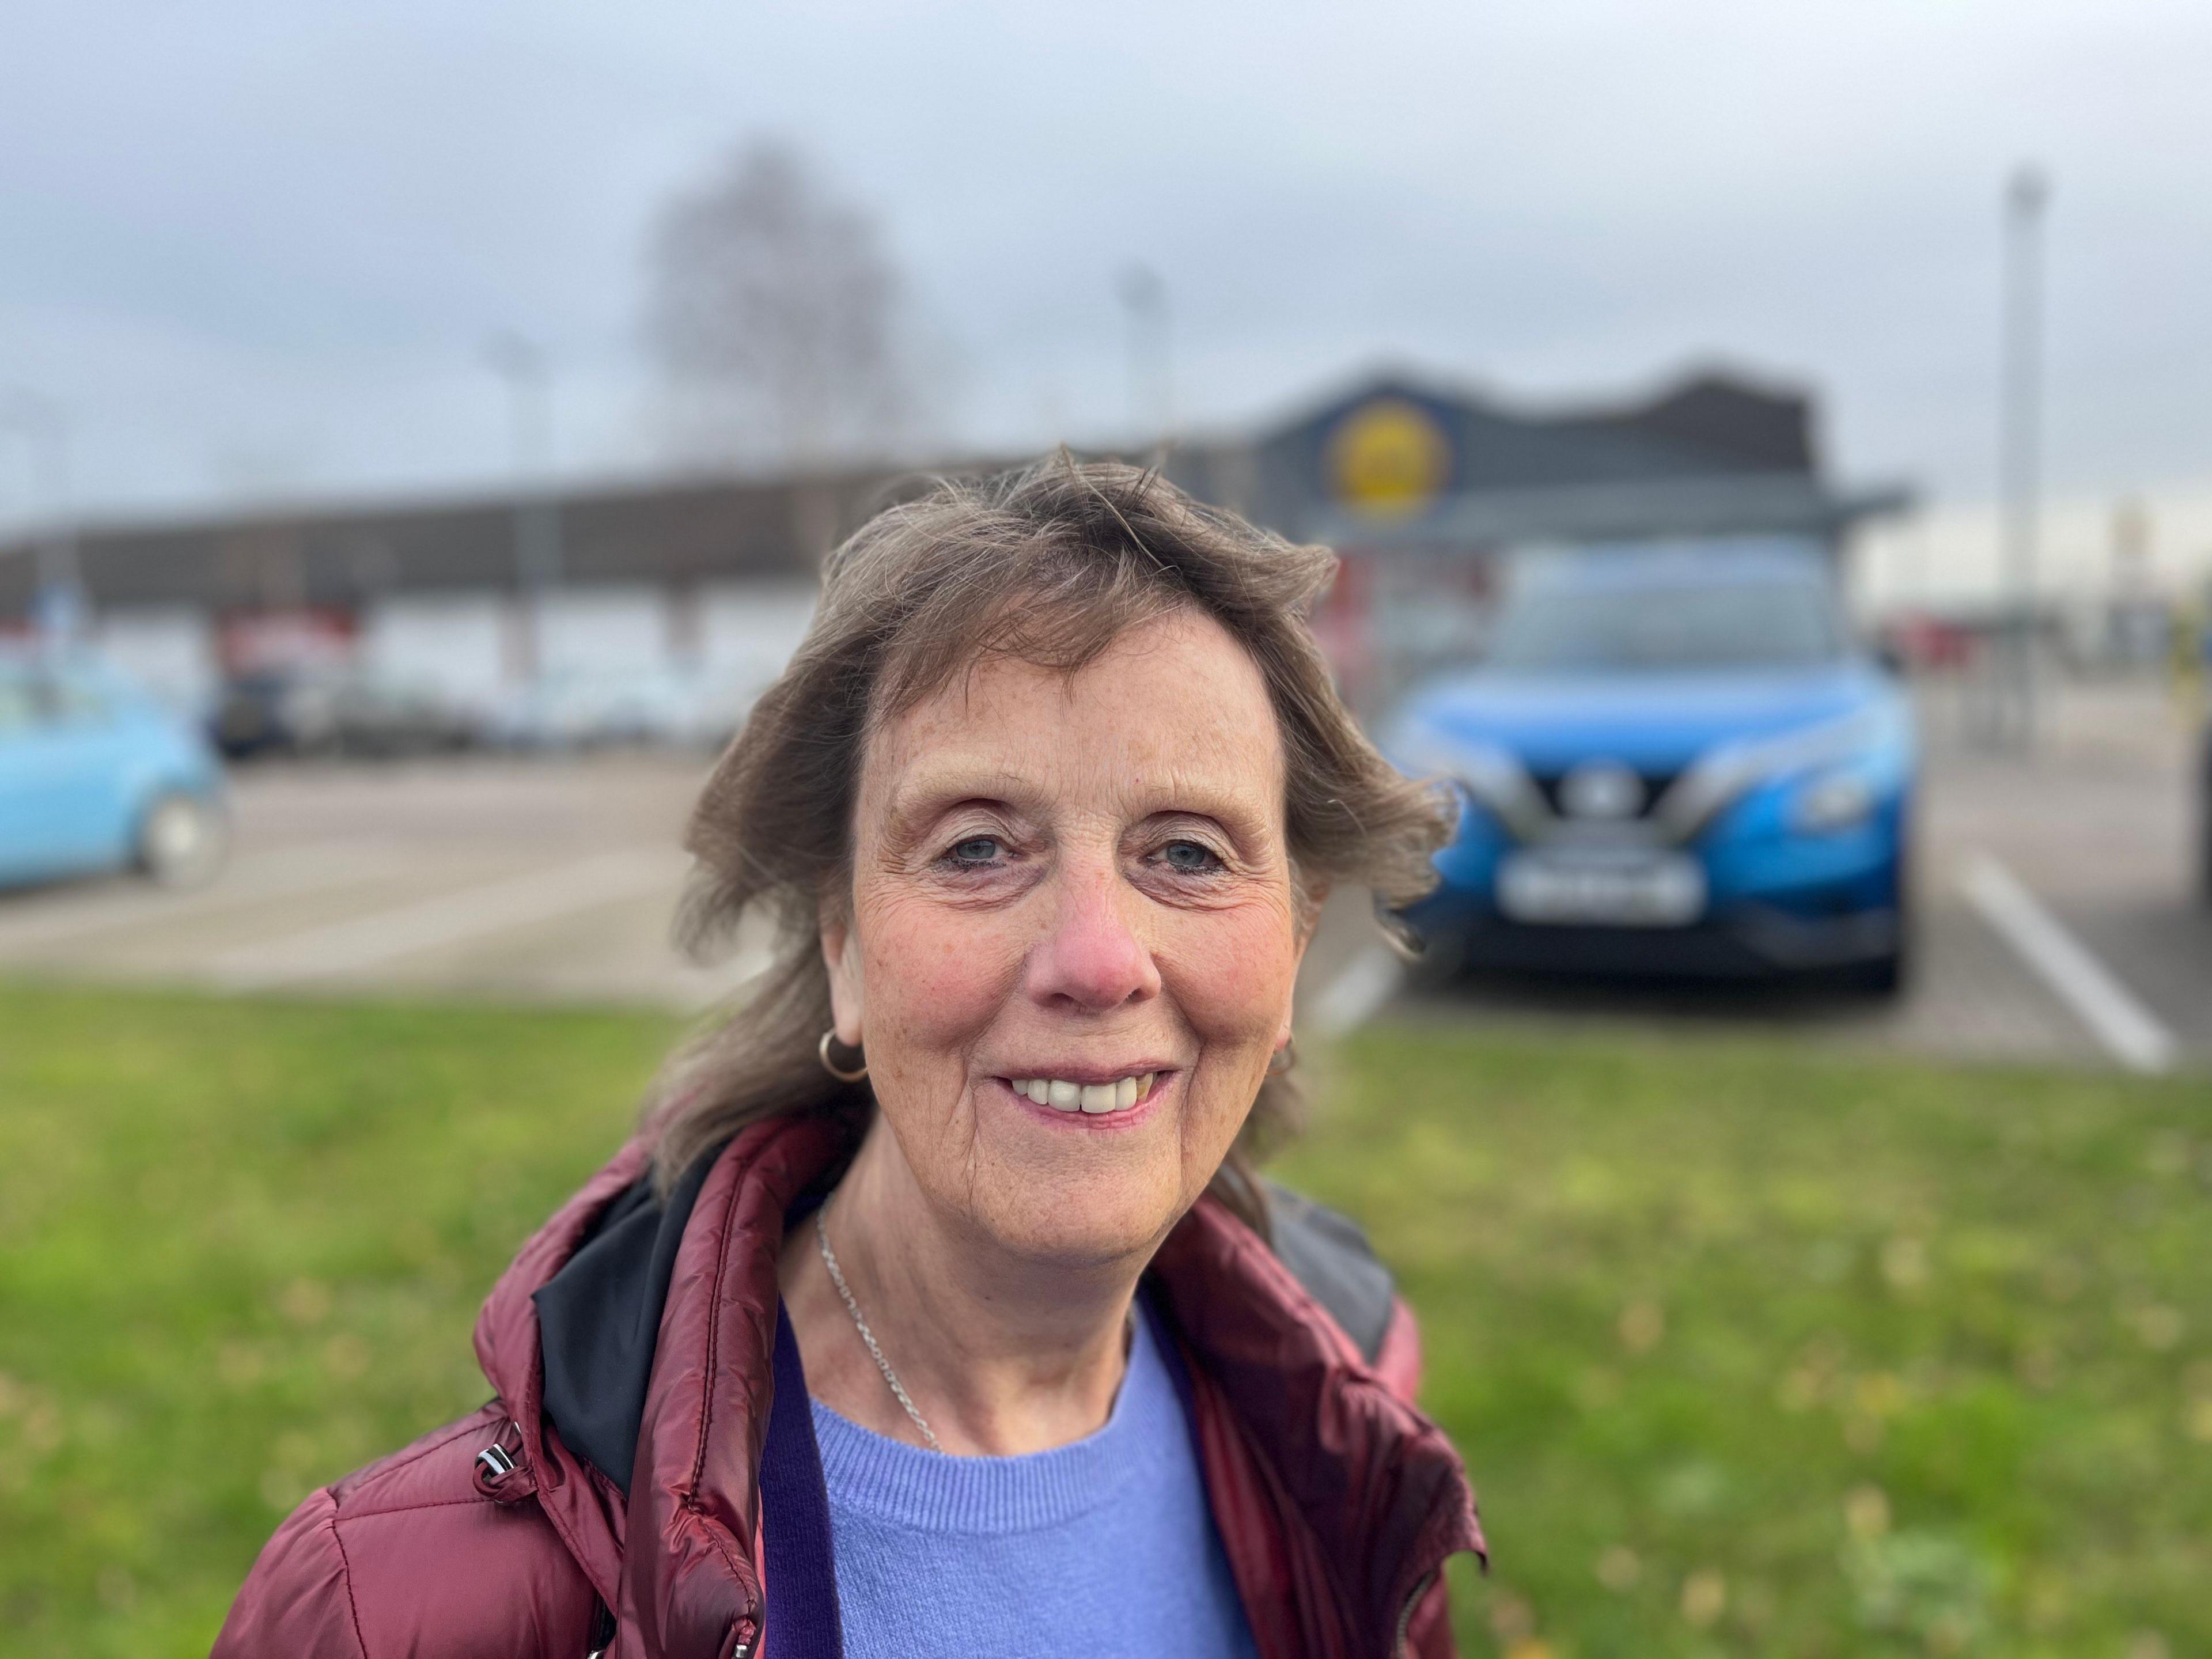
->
[[214, 459, 1483, 1659], [813, 610, 1302, 1291]]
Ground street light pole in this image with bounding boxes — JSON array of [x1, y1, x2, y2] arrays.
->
[[484, 335, 562, 679], [1115, 264, 1172, 450], [1999, 165, 2049, 751], [1, 389, 82, 642]]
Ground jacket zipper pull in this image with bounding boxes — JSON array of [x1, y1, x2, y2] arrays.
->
[[473, 1422, 540, 1504]]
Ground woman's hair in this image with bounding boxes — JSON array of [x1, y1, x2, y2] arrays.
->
[[647, 455, 1453, 1233]]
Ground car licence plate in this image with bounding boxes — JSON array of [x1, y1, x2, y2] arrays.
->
[[1496, 850, 1707, 927]]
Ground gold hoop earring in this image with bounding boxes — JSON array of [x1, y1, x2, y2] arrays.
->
[[818, 1029, 869, 1084], [1267, 1036, 1297, 1077]]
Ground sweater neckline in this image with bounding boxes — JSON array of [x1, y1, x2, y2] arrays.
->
[[808, 1302, 1180, 1535]]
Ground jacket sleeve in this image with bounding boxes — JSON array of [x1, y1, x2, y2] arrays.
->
[[209, 1402, 602, 1659], [211, 1486, 368, 1659]]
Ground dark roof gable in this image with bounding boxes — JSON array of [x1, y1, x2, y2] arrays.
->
[[1590, 373, 1814, 475]]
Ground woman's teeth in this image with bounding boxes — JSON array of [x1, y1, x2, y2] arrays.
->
[[1009, 1073, 1156, 1115]]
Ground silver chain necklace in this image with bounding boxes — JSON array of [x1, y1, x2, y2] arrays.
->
[[814, 1207, 943, 1453]]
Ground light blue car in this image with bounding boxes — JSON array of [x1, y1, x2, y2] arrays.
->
[[1388, 540, 1915, 991], [0, 648, 229, 890]]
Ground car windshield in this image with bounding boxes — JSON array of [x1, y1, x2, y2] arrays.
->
[[1487, 577, 1845, 673]]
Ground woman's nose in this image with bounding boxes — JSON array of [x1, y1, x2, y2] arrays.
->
[[1024, 866, 1161, 1012]]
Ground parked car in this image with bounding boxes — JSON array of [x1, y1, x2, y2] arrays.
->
[[0, 648, 229, 889], [211, 667, 475, 759], [1387, 540, 1916, 991], [484, 666, 752, 752]]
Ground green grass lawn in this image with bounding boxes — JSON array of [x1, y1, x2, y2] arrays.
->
[[1275, 1025, 2212, 1658], [2, 981, 2207, 1657]]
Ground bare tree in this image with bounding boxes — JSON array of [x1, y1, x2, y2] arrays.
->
[[646, 140, 911, 469]]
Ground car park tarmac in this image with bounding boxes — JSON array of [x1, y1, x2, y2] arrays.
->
[[0, 680, 2203, 1071], [0, 753, 763, 1010]]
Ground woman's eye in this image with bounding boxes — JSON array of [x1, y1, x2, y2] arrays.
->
[[1159, 839, 1224, 875], [946, 835, 1005, 868]]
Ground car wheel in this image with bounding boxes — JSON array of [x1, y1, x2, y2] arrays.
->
[[1847, 830, 1918, 998], [137, 792, 229, 888], [1843, 948, 1906, 997], [1842, 897, 1915, 998]]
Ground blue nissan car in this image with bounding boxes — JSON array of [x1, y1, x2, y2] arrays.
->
[[1388, 540, 1915, 991]]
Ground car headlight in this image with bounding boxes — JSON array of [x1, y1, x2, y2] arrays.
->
[[1391, 728, 1548, 841], [1659, 707, 1892, 839], [1791, 767, 1878, 832]]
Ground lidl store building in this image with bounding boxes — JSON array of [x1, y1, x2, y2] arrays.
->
[[0, 367, 1902, 719]]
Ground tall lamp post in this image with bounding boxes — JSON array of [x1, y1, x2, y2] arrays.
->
[[484, 335, 562, 681], [1999, 165, 2050, 751], [1115, 264, 1173, 451], [1, 389, 82, 642]]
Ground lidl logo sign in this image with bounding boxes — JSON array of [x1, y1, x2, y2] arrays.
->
[[1327, 397, 1451, 519]]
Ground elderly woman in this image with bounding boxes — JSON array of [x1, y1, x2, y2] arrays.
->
[[215, 460, 1483, 1659]]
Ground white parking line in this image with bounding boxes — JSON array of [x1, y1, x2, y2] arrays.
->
[[0, 839, 400, 953], [1961, 850, 2179, 1074], [1310, 944, 1406, 1037], [207, 847, 686, 991]]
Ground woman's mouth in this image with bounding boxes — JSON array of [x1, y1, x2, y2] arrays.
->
[[1001, 1071, 1161, 1116]]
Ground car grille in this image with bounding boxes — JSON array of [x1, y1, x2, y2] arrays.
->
[[1529, 768, 1683, 821]]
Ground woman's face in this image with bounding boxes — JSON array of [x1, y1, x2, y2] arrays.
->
[[824, 608, 1309, 1264]]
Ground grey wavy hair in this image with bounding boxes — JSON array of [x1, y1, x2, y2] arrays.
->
[[644, 456, 1453, 1234]]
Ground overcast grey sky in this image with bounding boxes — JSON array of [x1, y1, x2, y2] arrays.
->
[[2, 0, 2206, 528]]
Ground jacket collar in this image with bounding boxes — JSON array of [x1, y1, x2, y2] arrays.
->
[[475, 1116, 847, 1657], [474, 1133, 655, 1613]]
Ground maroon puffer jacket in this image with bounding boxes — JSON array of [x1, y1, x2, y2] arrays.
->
[[213, 1113, 1483, 1657]]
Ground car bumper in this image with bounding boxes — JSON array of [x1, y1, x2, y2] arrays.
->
[[1426, 903, 1902, 978], [1404, 817, 1906, 978]]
